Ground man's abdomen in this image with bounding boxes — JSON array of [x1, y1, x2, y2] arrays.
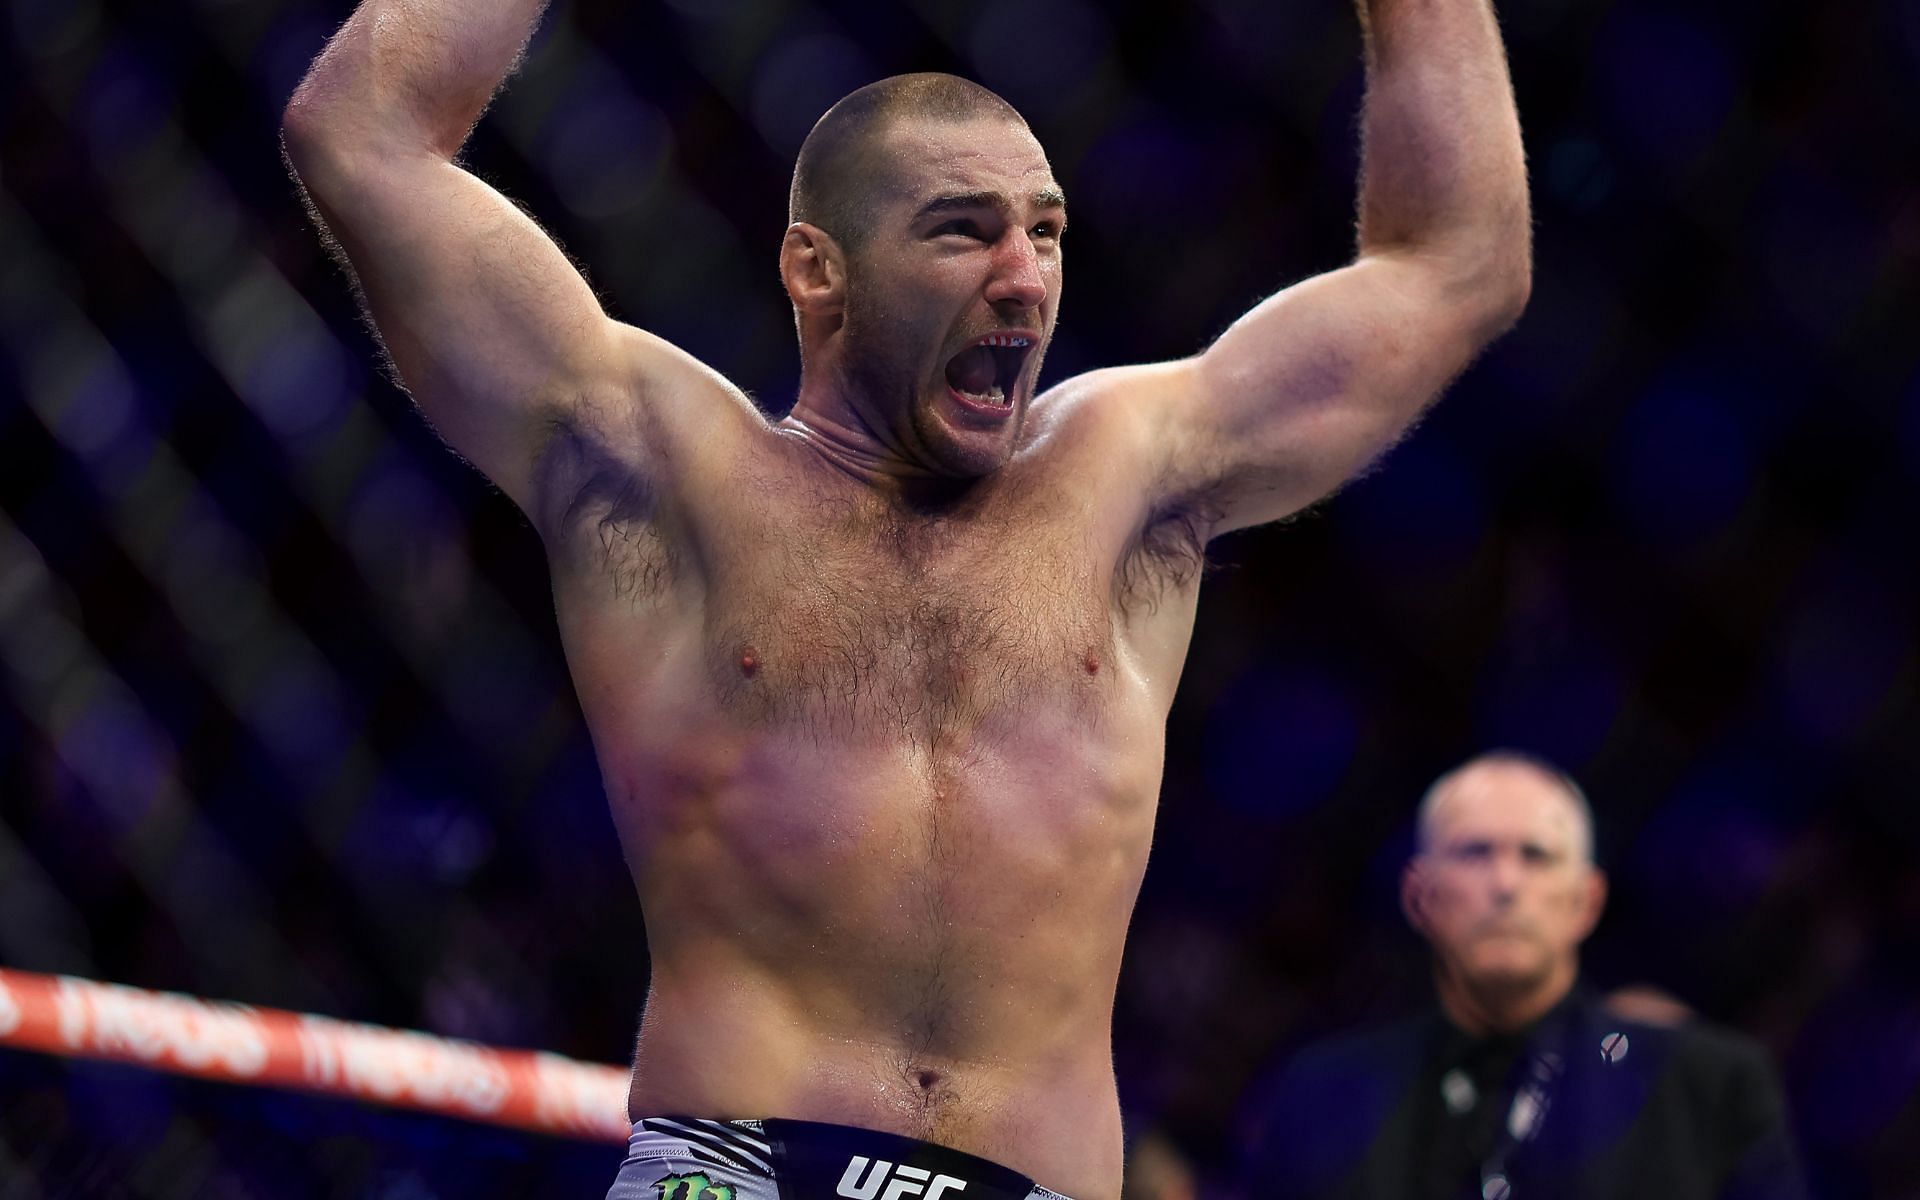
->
[[607, 698, 1162, 1199]]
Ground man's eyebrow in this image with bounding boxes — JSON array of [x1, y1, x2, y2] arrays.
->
[[914, 188, 1069, 220], [915, 192, 1002, 219]]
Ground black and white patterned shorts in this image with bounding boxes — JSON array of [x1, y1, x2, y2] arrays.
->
[[605, 1116, 1076, 1200]]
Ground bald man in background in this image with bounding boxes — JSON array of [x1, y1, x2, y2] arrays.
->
[[1238, 752, 1807, 1200]]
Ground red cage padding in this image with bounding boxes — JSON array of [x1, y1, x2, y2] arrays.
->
[[0, 967, 630, 1143]]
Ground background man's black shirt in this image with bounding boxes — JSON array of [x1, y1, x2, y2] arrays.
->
[[1238, 992, 1808, 1200]]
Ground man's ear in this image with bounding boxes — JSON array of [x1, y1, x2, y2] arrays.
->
[[1401, 859, 1430, 935], [1574, 867, 1609, 941], [781, 222, 846, 314]]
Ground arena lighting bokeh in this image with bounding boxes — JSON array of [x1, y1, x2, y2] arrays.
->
[[3, 0, 1918, 1195]]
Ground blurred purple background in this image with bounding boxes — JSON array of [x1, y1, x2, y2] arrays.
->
[[2, 0, 1917, 1196]]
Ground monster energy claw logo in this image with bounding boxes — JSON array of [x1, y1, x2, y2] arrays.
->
[[654, 1171, 737, 1200]]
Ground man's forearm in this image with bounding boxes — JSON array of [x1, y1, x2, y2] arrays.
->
[[1354, 0, 1530, 281], [284, 0, 550, 160]]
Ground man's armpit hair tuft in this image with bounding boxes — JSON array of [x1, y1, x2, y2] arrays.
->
[[1116, 486, 1226, 615]]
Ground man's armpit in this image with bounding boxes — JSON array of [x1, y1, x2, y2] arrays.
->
[[1114, 485, 1224, 616], [531, 412, 675, 601]]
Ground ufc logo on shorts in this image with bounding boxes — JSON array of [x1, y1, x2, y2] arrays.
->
[[836, 1156, 968, 1200]]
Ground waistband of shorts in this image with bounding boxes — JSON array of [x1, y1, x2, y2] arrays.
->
[[629, 1115, 1076, 1200]]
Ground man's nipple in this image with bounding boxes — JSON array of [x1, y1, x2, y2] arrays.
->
[[739, 646, 760, 677], [1084, 651, 1100, 675]]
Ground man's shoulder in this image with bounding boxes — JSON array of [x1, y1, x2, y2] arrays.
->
[[597, 325, 771, 447], [1648, 1014, 1789, 1108], [1020, 369, 1132, 453], [1556, 996, 1797, 1164], [1283, 1014, 1437, 1075], [1241, 1014, 1438, 1136], [1022, 361, 1196, 448], [1565, 994, 1776, 1083], [1556, 999, 1805, 1196], [1663, 1015, 1775, 1066], [541, 330, 774, 484], [1236, 1014, 1439, 1194]]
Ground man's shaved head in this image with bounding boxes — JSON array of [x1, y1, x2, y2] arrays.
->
[[790, 73, 1028, 255], [1415, 750, 1596, 864]]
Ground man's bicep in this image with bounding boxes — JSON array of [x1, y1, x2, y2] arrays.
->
[[292, 144, 626, 508], [1171, 252, 1520, 536]]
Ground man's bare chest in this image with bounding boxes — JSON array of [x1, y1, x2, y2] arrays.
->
[[699, 494, 1118, 740]]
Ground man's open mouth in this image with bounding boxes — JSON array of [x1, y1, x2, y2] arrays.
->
[[943, 332, 1035, 409]]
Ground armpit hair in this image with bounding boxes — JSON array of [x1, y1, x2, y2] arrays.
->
[[1116, 484, 1226, 614], [536, 411, 672, 602]]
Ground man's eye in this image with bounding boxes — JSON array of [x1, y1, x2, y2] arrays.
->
[[1032, 222, 1062, 240], [935, 221, 983, 239]]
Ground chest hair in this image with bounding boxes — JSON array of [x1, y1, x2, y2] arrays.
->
[[704, 482, 1113, 745]]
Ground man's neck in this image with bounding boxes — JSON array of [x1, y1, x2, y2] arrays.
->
[[780, 409, 907, 482], [779, 361, 917, 475], [1434, 968, 1576, 1038], [780, 396, 985, 511]]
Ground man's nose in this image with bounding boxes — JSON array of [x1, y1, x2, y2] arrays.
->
[[984, 231, 1046, 310], [1487, 851, 1523, 898]]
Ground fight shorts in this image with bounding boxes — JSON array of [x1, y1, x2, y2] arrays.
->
[[605, 1115, 1078, 1200]]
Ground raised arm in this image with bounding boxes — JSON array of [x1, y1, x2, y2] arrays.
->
[[1109, 0, 1532, 537], [282, 0, 685, 519]]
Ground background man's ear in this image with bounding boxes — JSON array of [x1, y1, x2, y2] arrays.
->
[[1400, 861, 1430, 934], [781, 223, 846, 313], [1575, 867, 1609, 941]]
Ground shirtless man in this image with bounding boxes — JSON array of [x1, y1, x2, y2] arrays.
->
[[281, 3, 1529, 1197]]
